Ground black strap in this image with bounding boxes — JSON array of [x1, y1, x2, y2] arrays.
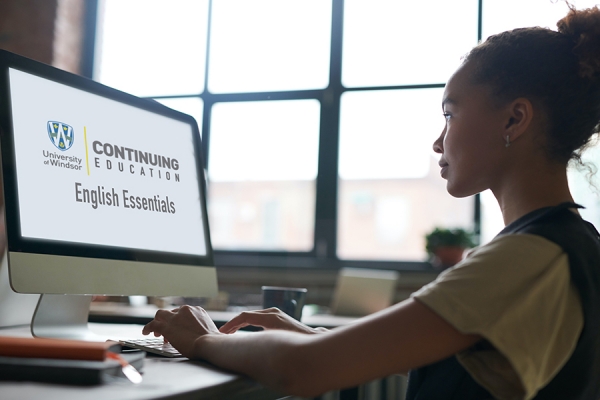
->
[[499, 202, 584, 236]]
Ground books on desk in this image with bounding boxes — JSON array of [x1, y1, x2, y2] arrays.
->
[[0, 336, 120, 360], [0, 336, 144, 385]]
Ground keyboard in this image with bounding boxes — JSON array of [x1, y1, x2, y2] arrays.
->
[[119, 338, 184, 358]]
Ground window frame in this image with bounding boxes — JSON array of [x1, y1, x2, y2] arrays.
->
[[85, 0, 484, 271]]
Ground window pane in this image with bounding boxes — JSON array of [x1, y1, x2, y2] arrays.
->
[[569, 136, 600, 230], [480, 190, 504, 245], [208, 100, 320, 251], [95, 0, 209, 97], [155, 97, 204, 137], [338, 89, 473, 261], [482, 0, 598, 39], [342, 0, 478, 88], [208, 0, 332, 93]]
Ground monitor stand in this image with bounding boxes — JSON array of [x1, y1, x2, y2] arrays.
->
[[31, 294, 103, 341]]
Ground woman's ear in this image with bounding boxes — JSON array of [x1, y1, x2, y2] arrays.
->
[[503, 97, 534, 144]]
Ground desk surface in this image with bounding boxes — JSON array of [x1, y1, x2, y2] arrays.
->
[[0, 324, 281, 400], [89, 302, 359, 330]]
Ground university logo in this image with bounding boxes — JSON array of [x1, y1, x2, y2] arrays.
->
[[47, 121, 74, 151]]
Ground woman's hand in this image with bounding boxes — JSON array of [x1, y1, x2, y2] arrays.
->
[[142, 305, 221, 358], [219, 307, 328, 334]]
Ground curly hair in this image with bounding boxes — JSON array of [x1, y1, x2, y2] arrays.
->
[[463, 5, 600, 165]]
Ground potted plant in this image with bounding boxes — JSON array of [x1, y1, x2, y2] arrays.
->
[[425, 228, 476, 270]]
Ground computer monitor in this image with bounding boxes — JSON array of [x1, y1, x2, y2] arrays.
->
[[0, 50, 218, 340]]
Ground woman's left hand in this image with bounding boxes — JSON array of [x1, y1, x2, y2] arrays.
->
[[219, 307, 328, 334], [142, 305, 221, 358]]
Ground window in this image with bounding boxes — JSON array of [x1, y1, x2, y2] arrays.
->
[[92, 0, 600, 269], [95, 0, 209, 97], [208, 99, 320, 251], [337, 88, 473, 261], [341, 0, 477, 88], [207, 0, 331, 93]]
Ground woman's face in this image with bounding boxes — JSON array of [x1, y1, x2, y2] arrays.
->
[[433, 63, 509, 198]]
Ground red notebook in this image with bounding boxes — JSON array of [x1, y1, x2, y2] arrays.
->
[[0, 336, 120, 361]]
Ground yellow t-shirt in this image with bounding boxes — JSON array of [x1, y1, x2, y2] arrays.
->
[[412, 233, 583, 400]]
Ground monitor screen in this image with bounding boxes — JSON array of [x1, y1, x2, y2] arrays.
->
[[9, 68, 207, 257], [0, 50, 217, 299]]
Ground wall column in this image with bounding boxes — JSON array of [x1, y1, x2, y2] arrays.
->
[[0, 0, 86, 74]]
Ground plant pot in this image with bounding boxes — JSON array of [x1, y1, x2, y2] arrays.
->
[[431, 246, 466, 270]]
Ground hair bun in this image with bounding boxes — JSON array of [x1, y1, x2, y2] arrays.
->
[[557, 5, 600, 80]]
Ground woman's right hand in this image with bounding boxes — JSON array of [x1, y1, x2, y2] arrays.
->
[[142, 305, 222, 359], [219, 307, 328, 334]]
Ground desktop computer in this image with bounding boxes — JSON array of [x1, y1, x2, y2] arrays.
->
[[0, 50, 218, 339]]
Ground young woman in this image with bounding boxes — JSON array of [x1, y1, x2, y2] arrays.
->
[[143, 6, 600, 399]]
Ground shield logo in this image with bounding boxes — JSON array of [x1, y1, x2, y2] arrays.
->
[[47, 121, 74, 151]]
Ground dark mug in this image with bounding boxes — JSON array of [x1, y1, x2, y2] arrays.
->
[[261, 286, 307, 321]]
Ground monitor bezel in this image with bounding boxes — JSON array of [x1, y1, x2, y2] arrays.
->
[[0, 49, 214, 268]]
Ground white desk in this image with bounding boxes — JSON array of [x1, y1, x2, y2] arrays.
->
[[0, 323, 281, 400], [84, 304, 407, 400]]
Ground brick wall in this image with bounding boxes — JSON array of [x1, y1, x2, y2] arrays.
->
[[0, 0, 85, 74]]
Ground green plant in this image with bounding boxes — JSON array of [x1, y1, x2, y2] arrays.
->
[[425, 228, 476, 255]]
